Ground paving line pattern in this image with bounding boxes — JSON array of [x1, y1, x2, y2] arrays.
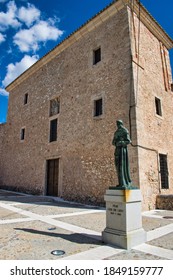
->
[[134, 244, 173, 259], [47, 209, 105, 219], [0, 201, 173, 260], [0, 202, 101, 240], [142, 210, 171, 220], [62, 245, 124, 260], [0, 217, 36, 225], [147, 223, 173, 242]]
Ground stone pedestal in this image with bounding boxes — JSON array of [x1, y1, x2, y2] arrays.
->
[[102, 188, 146, 249]]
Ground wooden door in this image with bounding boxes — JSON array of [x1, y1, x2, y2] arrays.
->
[[47, 159, 59, 196]]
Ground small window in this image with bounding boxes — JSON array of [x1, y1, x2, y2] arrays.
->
[[50, 98, 60, 117], [155, 97, 162, 116], [171, 83, 173, 92], [159, 154, 169, 189], [94, 98, 103, 117], [24, 93, 28, 105], [50, 119, 57, 142], [93, 47, 101, 65], [20, 128, 25, 140]]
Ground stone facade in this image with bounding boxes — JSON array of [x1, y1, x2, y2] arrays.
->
[[129, 6, 173, 209], [0, 0, 173, 210]]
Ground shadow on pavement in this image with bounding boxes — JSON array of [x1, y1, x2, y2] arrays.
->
[[14, 227, 102, 245]]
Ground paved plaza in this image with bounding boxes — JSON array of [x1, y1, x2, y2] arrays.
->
[[0, 189, 173, 260]]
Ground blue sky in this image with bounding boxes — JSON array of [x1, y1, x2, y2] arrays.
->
[[0, 0, 173, 123]]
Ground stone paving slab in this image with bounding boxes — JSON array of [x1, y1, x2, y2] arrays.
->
[[142, 216, 172, 231], [0, 190, 173, 260], [0, 207, 27, 220], [147, 232, 173, 250], [0, 220, 102, 260], [56, 212, 106, 232], [105, 249, 166, 260], [14, 202, 90, 216]]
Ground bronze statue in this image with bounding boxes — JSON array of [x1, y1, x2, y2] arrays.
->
[[112, 120, 132, 189]]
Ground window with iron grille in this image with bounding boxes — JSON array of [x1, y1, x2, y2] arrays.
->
[[159, 154, 169, 189], [93, 47, 101, 65], [94, 98, 103, 117], [49, 119, 57, 142], [155, 97, 162, 116]]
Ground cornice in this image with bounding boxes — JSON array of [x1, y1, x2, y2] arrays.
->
[[6, 0, 173, 91]]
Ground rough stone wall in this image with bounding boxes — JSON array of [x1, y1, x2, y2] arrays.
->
[[1, 7, 139, 204], [129, 9, 173, 210], [156, 195, 173, 210]]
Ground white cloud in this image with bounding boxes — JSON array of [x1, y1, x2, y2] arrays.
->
[[13, 28, 38, 52], [0, 1, 63, 53], [17, 3, 41, 27], [0, 88, 9, 97], [2, 54, 39, 87], [0, 32, 5, 43], [0, 1, 21, 31], [13, 19, 63, 52]]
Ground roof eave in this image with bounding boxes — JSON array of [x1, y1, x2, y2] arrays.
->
[[6, 0, 173, 92]]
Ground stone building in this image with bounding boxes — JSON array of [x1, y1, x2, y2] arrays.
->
[[0, 0, 173, 210]]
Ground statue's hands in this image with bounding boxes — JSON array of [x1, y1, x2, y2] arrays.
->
[[117, 141, 126, 147]]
